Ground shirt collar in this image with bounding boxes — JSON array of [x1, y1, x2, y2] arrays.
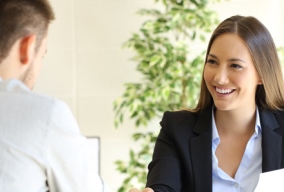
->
[[0, 76, 30, 92], [212, 106, 262, 141]]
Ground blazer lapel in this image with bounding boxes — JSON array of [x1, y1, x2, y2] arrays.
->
[[188, 108, 283, 190], [259, 109, 282, 172], [190, 107, 212, 191]]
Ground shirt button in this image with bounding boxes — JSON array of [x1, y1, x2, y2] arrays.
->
[[234, 182, 239, 188]]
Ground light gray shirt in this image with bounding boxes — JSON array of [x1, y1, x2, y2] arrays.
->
[[0, 78, 106, 192]]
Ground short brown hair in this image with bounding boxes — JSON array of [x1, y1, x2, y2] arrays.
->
[[194, 15, 284, 112], [0, 0, 55, 63]]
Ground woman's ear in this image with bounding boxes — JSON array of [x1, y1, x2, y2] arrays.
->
[[19, 35, 36, 65]]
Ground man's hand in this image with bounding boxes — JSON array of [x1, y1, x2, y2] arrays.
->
[[129, 188, 154, 192]]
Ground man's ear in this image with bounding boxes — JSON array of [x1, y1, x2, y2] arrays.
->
[[19, 35, 36, 65]]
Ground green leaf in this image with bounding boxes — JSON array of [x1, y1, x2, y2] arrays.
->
[[149, 55, 161, 67], [130, 150, 135, 160], [114, 0, 223, 189], [132, 133, 144, 141]]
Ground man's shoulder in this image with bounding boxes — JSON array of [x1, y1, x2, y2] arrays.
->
[[0, 79, 76, 131], [21, 92, 78, 133], [0, 79, 66, 109], [0, 80, 80, 146]]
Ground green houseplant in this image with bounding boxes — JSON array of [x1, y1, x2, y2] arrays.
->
[[113, 0, 221, 191]]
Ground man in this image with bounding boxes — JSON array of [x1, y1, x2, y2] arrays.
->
[[0, 0, 107, 191]]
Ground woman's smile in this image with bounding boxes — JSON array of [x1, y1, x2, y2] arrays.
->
[[204, 33, 262, 111], [215, 87, 235, 94]]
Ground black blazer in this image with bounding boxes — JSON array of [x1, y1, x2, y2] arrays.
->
[[146, 106, 284, 192]]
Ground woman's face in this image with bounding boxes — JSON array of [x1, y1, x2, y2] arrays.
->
[[203, 33, 262, 112]]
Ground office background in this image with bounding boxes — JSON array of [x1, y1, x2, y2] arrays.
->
[[35, 0, 284, 191]]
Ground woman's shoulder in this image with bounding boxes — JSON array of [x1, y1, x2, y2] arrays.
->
[[163, 109, 199, 120], [272, 109, 284, 114], [161, 108, 210, 129], [259, 107, 284, 126], [259, 108, 284, 117], [159, 108, 212, 138], [163, 107, 211, 119]]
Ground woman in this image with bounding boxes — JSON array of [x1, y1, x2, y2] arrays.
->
[[130, 15, 284, 192]]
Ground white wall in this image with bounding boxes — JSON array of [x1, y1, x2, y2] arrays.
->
[[34, 0, 284, 191]]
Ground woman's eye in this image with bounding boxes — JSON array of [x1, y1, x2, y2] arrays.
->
[[206, 59, 216, 64], [231, 64, 243, 69]]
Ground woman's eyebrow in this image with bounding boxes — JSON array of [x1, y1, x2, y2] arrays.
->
[[208, 54, 245, 63]]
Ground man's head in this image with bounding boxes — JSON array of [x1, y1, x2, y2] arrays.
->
[[0, 0, 55, 89]]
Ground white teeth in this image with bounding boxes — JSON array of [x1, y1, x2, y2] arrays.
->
[[216, 87, 234, 94]]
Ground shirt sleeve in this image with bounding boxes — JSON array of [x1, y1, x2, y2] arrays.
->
[[44, 100, 104, 192]]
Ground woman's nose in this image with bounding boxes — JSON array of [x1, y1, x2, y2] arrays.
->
[[214, 67, 229, 85]]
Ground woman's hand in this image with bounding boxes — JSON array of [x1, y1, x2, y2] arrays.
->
[[129, 188, 154, 192]]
